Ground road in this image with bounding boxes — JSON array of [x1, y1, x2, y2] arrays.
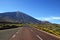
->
[[10, 27, 60, 40], [0, 27, 22, 40]]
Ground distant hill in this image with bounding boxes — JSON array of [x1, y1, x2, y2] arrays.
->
[[0, 11, 42, 24]]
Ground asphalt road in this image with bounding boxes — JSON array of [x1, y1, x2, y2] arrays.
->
[[10, 27, 60, 40], [0, 27, 22, 40]]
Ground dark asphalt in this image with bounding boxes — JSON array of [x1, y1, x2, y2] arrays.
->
[[10, 27, 60, 40]]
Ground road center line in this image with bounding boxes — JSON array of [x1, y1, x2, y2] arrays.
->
[[12, 35, 16, 38], [36, 35, 43, 40]]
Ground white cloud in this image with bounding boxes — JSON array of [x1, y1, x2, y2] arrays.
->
[[43, 18, 51, 21], [36, 17, 60, 24], [36, 16, 60, 21], [52, 17, 60, 20]]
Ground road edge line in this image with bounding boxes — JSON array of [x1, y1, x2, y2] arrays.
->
[[34, 27, 60, 39]]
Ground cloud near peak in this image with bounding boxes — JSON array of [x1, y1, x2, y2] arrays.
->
[[37, 17, 60, 21], [52, 17, 60, 19]]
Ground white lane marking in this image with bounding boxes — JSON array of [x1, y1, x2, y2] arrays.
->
[[12, 35, 16, 38], [16, 30, 20, 34], [16, 32, 18, 34], [36, 35, 43, 40], [37, 29, 39, 30], [31, 30, 33, 32], [34, 28, 39, 31], [34, 28, 60, 38]]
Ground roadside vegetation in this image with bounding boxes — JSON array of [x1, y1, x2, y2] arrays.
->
[[0, 23, 24, 30], [0, 23, 60, 37], [29, 23, 60, 37]]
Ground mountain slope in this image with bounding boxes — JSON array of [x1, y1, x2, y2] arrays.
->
[[0, 11, 41, 24]]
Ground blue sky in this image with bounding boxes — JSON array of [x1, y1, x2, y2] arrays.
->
[[0, 0, 60, 24]]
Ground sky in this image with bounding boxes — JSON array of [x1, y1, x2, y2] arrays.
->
[[0, 0, 60, 24]]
